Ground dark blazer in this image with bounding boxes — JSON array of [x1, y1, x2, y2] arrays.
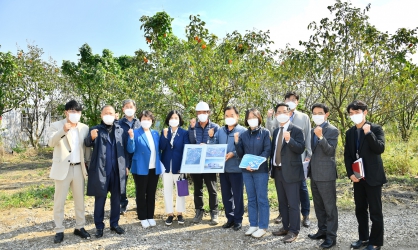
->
[[85, 121, 126, 197], [308, 122, 339, 181], [344, 122, 387, 186], [127, 127, 162, 175], [270, 123, 305, 183], [159, 127, 190, 174]]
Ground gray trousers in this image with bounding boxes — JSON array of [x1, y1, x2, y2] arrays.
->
[[310, 179, 338, 241]]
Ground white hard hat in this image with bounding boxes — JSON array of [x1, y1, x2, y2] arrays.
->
[[195, 101, 210, 111]]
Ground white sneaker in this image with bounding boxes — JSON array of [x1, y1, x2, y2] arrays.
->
[[141, 220, 150, 228], [148, 219, 157, 227], [245, 226, 259, 236], [251, 228, 267, 238]]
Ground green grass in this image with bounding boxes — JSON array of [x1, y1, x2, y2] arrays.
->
[[0, 184, 55, 209]]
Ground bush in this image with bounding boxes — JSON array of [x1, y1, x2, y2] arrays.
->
[[336, 124, 418, 177]]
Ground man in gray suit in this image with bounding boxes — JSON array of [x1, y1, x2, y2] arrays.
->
[[267, 92, 312, 227], [307, 103, 339, 249]]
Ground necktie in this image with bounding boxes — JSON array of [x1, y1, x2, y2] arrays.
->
[[275, 127, 284, 166]]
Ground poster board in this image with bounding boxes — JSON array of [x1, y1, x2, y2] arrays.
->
[[180, 144, 227, 173]]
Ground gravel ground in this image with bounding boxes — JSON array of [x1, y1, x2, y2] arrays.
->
[[1, 195, 417, 250]]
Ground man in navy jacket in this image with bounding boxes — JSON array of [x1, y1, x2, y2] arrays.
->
[[208, 106, 246, 231], [85, 105, 126, 238], [118, 99, 141, 214], [188, 101, 220, 225]]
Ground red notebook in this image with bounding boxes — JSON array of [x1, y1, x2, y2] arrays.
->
[[352, 158, 365, 179]]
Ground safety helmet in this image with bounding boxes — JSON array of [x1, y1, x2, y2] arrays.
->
[[195, 101, 210, 111]]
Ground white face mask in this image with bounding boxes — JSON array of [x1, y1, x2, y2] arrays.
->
[[276, 114, 289, 123], [350, 113, 364, 125], [102, 115, 115, 125], [68, 113, 81, 124], [124, 109, 135, 117], [286, 101, 297, 110], [169, 119, 179, 127], [225, 117, 236, 126], [198, 114, 208, 122], [247, 118, 259, 127], [312, 115, 325, 125], [141, 120, 152, 129]]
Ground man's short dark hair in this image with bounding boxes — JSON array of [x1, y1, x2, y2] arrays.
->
[[274, 102, 290, 112], [244, 108, 263, 127], [346, 100, 367, 113], [139, 110, 155, 123], [311, 103, 329, 113], [65, 100, 82, 111], [164, 110, 184, 126], [284, 91, 299, 101], [224, 106, 239, 115]]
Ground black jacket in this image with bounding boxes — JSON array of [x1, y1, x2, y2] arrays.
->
[[344, 122, 387, 186], [84, 121, 127, 197]]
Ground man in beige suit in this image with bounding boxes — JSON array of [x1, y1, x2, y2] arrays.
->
[[48, 100, 91, 243]]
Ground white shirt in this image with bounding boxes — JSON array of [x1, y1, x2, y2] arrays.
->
[[69, 127, 81, 163], [273, 120, 290, 166], [145, 130, 156, 169]]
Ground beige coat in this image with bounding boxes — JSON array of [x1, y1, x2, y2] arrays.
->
[[48, 119, 91, 180]]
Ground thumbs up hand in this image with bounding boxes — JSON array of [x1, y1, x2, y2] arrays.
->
[[234, 132, 240, 143], [91, 129, 99, 140], [128, 129, 134, 139]]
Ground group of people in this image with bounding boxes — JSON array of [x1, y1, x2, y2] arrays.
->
[[47, 92, 386, 250]]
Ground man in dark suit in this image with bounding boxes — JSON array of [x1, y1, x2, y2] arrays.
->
[[270, 103, 305, 243], [344, 100, 386, 250], [85, 105, 127, 238], [307, 103, 339, 248]]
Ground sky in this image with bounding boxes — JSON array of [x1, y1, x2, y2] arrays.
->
[[1, 0, 417, 65]]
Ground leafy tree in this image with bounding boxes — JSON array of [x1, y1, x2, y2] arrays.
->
[[18, 44, 63, 148], [0, 50, 27, 115], [282, 0, 418, 141], [62, 44, 129, 126]]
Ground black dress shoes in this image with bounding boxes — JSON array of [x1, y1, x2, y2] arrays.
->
[[110, 226, 125, 234], [302, 216, 311, 227], [95, 229, 104, 238], [320, 239, 336, 249], [308, 232, 326, 240], [222, 221, 235, 229], [351, 240, 369, 249], [363, 245, 381, 250], [233, 223, 242, 231], [74, 228, 91, 239], [54, 232, 64, 243]]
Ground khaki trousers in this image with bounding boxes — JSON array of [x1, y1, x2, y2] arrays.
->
[[53, 165, 85, 232]]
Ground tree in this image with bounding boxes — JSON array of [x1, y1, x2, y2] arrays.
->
[[282, 0, 418, 141], [18, 44, 63, 148], [0, 50, 27, 116], [62, 44, 129, 126]]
